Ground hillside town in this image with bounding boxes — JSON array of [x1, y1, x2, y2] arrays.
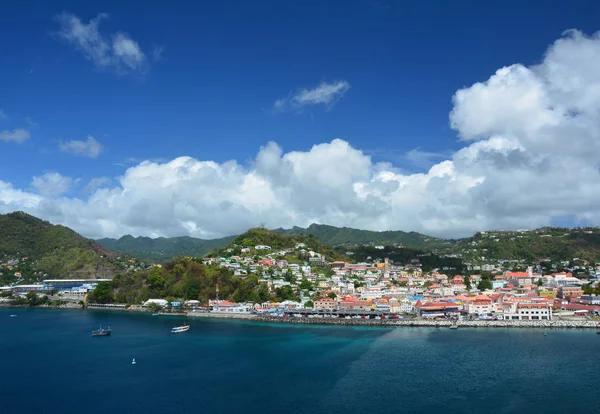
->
[[196, 241, 600, 321], [3, 239, 600, 324]]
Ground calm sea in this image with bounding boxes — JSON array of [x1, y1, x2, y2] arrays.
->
[[0, 308, 598, 413]]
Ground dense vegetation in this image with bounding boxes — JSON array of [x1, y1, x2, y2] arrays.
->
[[444, 227, 600, 263], [87, 257, 284, 305], [276, 223, 454, 250], [96, 234, 235, 263], [341, 245, 466, 274], [211, 227, 348, 262], [0, 212, 121, 280]]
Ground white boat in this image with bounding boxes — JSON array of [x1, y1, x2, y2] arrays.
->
[[171, 325, 190, 333]]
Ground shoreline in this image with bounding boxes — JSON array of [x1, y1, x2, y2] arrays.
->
[[3, 303, 599, 329]]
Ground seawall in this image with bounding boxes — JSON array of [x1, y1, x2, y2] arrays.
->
[[3, 303, 598, 329], [254, 316, 600, 329]]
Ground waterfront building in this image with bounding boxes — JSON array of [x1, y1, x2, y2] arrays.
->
[[502, 301, 552, 320], [314, 298, 338, 311]]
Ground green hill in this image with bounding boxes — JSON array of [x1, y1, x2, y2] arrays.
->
[[89, 256, 279, 305], [275, 223, 454, 251], [96, 234, 235, 263], [341, 245, 466, 274], [0, 212, 122, 283], [445, 227, 600, 263], [211, 227, 348, 262]]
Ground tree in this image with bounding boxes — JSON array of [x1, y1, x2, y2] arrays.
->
[[26, 291, 39, 306], [147, 269, 165, 289], [89, 281, 114, 304], [477, 279, 492, 291], [464, 275, 472, 290], [304, 300, 314, 308], [275, 285, 298, 301], [327, 292, 337, 299], [299, 279, 313, 291]]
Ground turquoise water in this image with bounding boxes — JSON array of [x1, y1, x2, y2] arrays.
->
[[1, 308, 598, 413]]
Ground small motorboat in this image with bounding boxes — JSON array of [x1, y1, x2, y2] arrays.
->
[[171, 325, 190, 333], [132, 358, 136, 365], [9, 314, 17, 317]]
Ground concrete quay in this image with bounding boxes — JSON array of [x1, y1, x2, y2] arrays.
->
[[254, 316, 600, 329]]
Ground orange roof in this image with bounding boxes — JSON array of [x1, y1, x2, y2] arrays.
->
[[505, 272, 529, 278], [518, 303, 549, 309]]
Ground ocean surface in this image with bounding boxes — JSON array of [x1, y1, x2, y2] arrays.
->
[[1, 308, 598, 414]]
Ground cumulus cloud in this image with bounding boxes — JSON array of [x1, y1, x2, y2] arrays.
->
[[54, 12, 148, 75], [59, 136, 103, 158], [3, 30, 600, 239], [30, 173, 75, 198], [0, 128, 30, 143], [274, 81, 350, 112]]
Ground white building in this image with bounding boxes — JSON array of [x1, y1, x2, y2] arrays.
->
[[143, 299, 169, 307], [502, 301, 552, 320]]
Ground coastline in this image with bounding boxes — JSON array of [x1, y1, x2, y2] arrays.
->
[[3, 303, 599, 329]]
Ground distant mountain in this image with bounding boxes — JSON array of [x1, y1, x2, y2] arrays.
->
[[275, 223, 455, 251], [96, 234, 235, 263], [0, 212, 120, 280], [96, 223, 455, 262], [211, 227, 348, 262]]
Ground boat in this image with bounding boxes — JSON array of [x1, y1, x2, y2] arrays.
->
[[171, 324, 190, 333], [9, 314, 17, 317], [132, 358, 136, 365], [449, 325, 459, 329], [92, 325, 111, 337]]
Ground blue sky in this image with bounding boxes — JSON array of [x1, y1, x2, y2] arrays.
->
[[2, 0, 600, 238]]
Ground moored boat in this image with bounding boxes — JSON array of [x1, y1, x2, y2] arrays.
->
[[92, 325, 111, 337]]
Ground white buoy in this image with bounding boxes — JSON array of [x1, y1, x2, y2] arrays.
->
[[132, 358, 136, 365]]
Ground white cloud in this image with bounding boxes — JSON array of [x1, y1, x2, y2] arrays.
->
[[0, 109, 7, 121], [403, 148, 448, 170], [84, 177, 111, 193], [54, 12, 148, 75], [59, 136, 103, 158], [0, 128, 30, 143], [30, 173, 74, 198], [3, 30, 600, 239], [274, 81, 350, 112]]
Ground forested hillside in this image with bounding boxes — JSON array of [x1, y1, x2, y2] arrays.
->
[[0, 212, 122, 281], [96, 234, 235, 263], [276, 223, 454, 250]]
